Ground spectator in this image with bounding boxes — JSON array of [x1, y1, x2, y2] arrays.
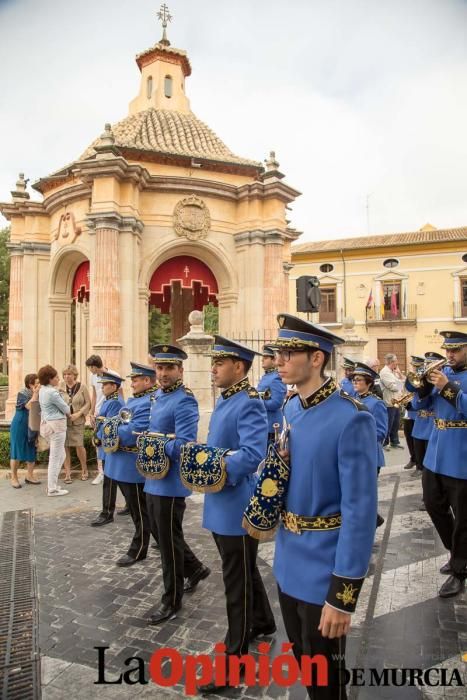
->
[[86, 354, 119, 485], [379, 353, 405, 450], [59, 365, 91, 483], [9, 373, 41, 489], [365, 357, 384, 399], [38, 364, 70, 497]]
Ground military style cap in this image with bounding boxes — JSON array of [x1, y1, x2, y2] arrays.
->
[[127, 362, 156, 378], [351, 361, 379, 381], [425, 351, 445, 362], [149, 344, 188, 363], [262, 344, 276, 357], [97, 370, 124, 386], [342, 357, 356, 369], [274, 313, 345, 354], [211, 335, 260, 363], [439, 331, 467, 350], [410, 355, 425, 367]]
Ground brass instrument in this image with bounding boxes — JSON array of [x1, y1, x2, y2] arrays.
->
[[406, 358, 447, 388], [391, 392, 414, 408], [118, 407, 133, 423]]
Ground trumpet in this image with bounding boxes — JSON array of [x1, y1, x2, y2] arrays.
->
[[132, 431, 176, 438], [118, 408, 133, 423], [391, 392, 414, 408], [406, 358, 447, 388]]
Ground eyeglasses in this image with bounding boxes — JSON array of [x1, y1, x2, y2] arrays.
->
[[273, 349, 303, 362]]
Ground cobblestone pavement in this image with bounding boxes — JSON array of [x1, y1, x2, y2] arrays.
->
[[1, 447, 467, 699]]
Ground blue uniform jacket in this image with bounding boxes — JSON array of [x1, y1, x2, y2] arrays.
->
[[104, 391, 152, 484], [359, 393, 388, 468], [144, 383, 199, 498], [411, 367, 467, 479], [203, 379, 268, 536], [273, 380, 378, 608], [340, 377, 357, 397], [96, 393, 125, 461], [257, 369, 287, 432]]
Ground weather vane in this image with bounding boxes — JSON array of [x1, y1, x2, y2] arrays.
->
[[157, 3, 172, 45]]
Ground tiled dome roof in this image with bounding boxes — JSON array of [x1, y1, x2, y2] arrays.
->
[[81, 108, 259, 167]]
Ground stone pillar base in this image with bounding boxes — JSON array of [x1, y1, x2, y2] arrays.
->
[[177, 311, 214, 442]]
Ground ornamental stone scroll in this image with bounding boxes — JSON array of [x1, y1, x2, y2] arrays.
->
[[173, 195, 211, 241]]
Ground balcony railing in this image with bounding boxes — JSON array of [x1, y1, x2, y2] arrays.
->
[[453, 301, 467, 320], [366, 304, 417, 325]]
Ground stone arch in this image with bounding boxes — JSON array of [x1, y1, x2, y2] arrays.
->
[[48, 244, 91, 379], [140, 239, 239, 339]]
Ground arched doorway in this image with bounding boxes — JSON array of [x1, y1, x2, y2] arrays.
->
[[71, 261, 90, 371], [149, 255, 218, 344]]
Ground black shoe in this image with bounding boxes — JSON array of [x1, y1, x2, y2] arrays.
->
[[117, 506, 130, 516], [440, 561, 453, 575], [198, 667, 246, 695], [184, 565, 211, 592], [116, 554, 146, 567], [403, 460, 416, 470], [411, 469, 422, 478], [249, 624, 277, 642], [90, 515, 114, 527], [439, 575, 464, 598], [391, 443, 404, 449], [148, 604, 179, 625], [376, 514, 385, 528]]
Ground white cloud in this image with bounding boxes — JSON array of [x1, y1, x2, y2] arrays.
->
[[1, 0, 466, 240]]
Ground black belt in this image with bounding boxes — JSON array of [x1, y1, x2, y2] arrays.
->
[[120, 446, 138, 453], [281, 511, 342, 534]]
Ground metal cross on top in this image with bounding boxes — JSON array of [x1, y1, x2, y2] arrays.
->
[[157, 3, 173, 45]]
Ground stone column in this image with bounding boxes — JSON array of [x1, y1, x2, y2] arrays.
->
[[263, 231, 288, 336], [177, 310, 214, 442], [88, 217, 122, 373], [5, 249, 23, 419]]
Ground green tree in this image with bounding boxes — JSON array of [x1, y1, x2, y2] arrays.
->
[[0, 227, 10, 375], [148, 308, 171, 345], [203, 303, 219, 335]]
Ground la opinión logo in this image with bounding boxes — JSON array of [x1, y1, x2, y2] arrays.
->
[[94, 643, 328, 695]]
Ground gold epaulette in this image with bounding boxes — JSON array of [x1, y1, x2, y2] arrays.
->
[[247, 386, 260, 399], [184, 387, 194, 397]]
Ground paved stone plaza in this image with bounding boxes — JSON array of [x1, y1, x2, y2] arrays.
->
[[1, 446, 466, 699]]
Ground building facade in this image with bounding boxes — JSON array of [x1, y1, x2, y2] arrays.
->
[[291, 224, 467, 372], [1, 30, 300, 418]]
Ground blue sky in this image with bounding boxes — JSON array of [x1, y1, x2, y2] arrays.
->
[[1, 0, 467, 240]]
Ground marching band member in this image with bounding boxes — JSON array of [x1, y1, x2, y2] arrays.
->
[[406, 353, 441, 478], [340, 357, 357, 396], [351, 361, 388, 527], [103, 363, 155, 567], [272, 315, 377, 699], [257, 344, 287, 443], [143, 345, 210, 625], [90, 371, 125, 526], [403, 356, 425, 471], [411, 332, 467, 598], [196, 336, 275, 694]]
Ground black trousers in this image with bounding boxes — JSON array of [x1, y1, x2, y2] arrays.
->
[[117, 482, 151, 560], [403, 418, 415, 461], [413, 437, 428, 471], [100, 474, 117, 519], [212, 533, 275, 657], [422, 469, 467, 576], [278, 588, 347, 700], [146, 494, 202, 609]]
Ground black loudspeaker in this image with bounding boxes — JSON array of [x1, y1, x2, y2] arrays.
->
[[296, 276, 321, 312]]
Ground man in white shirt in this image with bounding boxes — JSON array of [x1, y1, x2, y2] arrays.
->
[[379, 353, 405, 450]]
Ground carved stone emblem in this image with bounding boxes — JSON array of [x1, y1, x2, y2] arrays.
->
[[173, 196, 210, 241]]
